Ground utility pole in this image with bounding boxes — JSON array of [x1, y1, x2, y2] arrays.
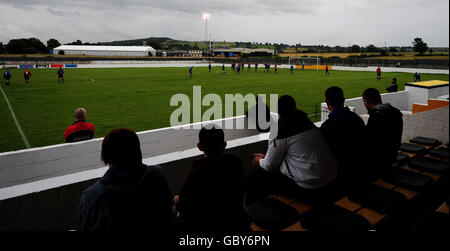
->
[[209, 34, 212, 53], [203, 13, 210, 56]]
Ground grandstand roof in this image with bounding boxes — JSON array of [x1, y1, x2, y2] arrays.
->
[[54, 45, 156, 52]]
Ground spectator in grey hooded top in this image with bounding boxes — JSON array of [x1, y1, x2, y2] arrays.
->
[[247, 95, 338, 205]]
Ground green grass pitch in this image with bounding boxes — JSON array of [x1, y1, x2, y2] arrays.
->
[[0, 66, 448, 153]]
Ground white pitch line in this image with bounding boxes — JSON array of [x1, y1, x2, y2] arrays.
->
[[0, 85, 31, 148]]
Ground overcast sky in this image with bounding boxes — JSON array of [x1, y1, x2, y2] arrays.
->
[[0, 0, 448, 47]]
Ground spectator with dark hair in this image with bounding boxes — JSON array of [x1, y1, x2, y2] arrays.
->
[[77, 128, 174, 232], [174, 126, 250, 231], [63, 108, 95, 142], [320, 86, 366, 192], [248, 95, 338, 205], [362, 88, 403, 182], [386, 78, 398, 93]]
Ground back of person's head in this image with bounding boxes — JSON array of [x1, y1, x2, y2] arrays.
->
[[198, 126, 226, 155], [325, 86, 345, 109], [75, 108, 87, 120], [362, 88, 382, 105], [392, 78, 397, 83], [278, 95, 297, 116], [101, 128, 142, 166]]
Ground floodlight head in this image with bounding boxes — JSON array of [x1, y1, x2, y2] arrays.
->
[[203, 13, 210, 20]]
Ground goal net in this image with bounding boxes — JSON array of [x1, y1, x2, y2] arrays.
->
[[288, 57, 321, 70]]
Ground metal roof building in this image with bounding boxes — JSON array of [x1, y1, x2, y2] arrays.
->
[[52, 45, 156, 56]]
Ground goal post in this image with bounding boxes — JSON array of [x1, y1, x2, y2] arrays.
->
[[288, 57, 321, 70]]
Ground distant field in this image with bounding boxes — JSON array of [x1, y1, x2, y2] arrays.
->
[[280, 52, 380, 58], [279, 52, 449, 60], [0, 66, 448, 153]]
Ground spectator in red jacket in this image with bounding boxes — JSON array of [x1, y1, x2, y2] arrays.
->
[[64, 108, 95, 142]]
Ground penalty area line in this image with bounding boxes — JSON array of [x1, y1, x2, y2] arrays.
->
[[0, 85, 31, 148]]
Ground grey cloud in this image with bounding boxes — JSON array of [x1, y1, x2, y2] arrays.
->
[[1, 0, 320, 15], [0, 0, 448, 46], [46, 7, 81, 17]]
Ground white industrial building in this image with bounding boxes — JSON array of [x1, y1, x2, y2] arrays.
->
[[52, 45, 156, 56]]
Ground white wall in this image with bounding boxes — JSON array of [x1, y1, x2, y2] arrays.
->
[[406, 85, 449, 109], [0, 116, 255, 188], [333, 66, 449, 75], [402, 106, 449, 144]]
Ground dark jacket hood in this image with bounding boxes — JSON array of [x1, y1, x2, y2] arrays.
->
[[369, 103, 402, 118], [99, 162, 148, 194], [276, 109, 316, 139]]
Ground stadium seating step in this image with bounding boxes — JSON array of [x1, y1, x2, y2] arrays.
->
[[393, 187, 419, 200], [394, 152, 411, 167], [413, 211, 450, 231], [409, 136, 441, 146], [245, 197, 300, 231], [384, 168, 434, 191], [282, 221, 307, 231], [429, 147, 449, 159], [300, 204, 371, 231], [409, 157, 449, 173], [348, 184, 408, 214], [436, 202, 449, 214], [399, 143, 426, 153], [356, 208, 387, 227], [334, 197, 363, 212]]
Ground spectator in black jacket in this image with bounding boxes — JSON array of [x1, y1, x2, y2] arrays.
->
[[386, 78, 398, 93], [362, 88, 403, 182], [76, 128, 174, 232], [320, 86, 366, 192], [174, 126, 250, 231]]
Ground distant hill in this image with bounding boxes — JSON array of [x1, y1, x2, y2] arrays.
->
[[95, 37, 290, 51], [96, 37, 241, 50], [98, 37, 174, 46]]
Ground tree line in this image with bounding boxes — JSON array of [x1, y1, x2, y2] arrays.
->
[[0, 37, 433, 56]]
